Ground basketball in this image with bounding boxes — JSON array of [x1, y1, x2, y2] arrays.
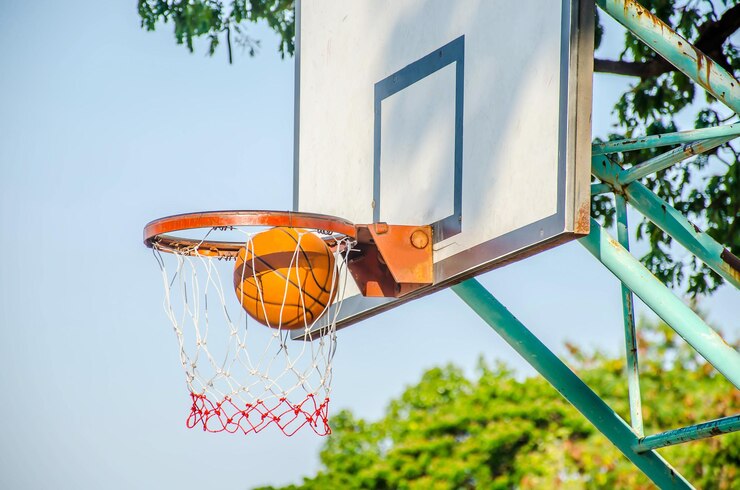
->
[[233, 227, 338, 329]]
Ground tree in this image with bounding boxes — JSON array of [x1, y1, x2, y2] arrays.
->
[[254, 318, 738, 489], [137, 0, 739, 296]]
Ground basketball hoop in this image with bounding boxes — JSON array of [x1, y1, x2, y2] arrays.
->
[[143, 211, 356, 436]]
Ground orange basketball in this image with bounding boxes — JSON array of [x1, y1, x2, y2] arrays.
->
[[233, 227, 338, 329]]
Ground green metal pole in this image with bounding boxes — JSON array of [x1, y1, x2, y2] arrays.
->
[[633, 414, 740, 453], [451, 279, 692, 489], [592, 123, 740, 155], [618, 136, 734, 185], [593, 155, 740, 290], [591, 183, 612, 195], [597, 0, 740, 113], [580, 218, 740, 388], [615, 195, 644, 436]]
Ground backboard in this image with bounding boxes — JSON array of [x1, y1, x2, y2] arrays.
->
[[294, 0, 594, 330]]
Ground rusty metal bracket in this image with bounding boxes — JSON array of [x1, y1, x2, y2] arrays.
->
[[346, 223, 433, 298]]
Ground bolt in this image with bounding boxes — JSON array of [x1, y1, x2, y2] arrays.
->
[[410, 229, 429, 249]]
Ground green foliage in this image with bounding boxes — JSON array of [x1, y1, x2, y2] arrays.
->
[[137, 1, 294, 60], [137, 1, 740, 296], [256, 319, 739, 489]]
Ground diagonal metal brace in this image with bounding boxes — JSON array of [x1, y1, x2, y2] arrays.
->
[[596, 0, 740, 113], [634, 414, 740, 453], [618, 136, 735, 185], [592, 123, 740, 155]]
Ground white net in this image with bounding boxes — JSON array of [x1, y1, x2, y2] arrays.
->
[[152, 226, 354, 436]]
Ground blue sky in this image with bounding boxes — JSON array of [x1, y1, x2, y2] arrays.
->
[[0, 1, 737, 489]]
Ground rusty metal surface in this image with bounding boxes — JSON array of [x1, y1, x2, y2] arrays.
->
[[346, 224, 433, 298], [720, 248, 740, 284], [143, 210, 357, 256], [368, 224, 433, 286], [574, 200, 591, 235]]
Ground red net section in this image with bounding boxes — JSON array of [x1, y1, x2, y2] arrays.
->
[[187, 393, 331, 436]]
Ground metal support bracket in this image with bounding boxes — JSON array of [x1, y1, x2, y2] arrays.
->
[[615, 194, 644, 436], [592, 123, 740, 155], [593, 155, 740, 289], [346, 223, 433, 298], [580, 218, 740, 388], [452, 279, 693, 489]]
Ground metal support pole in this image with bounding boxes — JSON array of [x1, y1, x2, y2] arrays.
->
[[592, 123, 740, 155], [593, 155, 740, 290], [580, 218, 740, 388], [633, 415, 740, 453], [591, 183, 612, 195], [452, 279, 692, 489], [618, 136, 734, 185], [615, 195, 644, 436], [597, 0, 740, 113]]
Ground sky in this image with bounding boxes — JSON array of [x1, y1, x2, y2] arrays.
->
[[0, 1, 737, 489]]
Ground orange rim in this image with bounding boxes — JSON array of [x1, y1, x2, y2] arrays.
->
[[144, 210, 357, 258]]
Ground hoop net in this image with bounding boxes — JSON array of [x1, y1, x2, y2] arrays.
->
[[151, 226, 354, 436]]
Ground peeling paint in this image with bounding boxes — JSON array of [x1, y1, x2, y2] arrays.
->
[[691, 45, 715, 89], [575, 201, 591, 234], [719, 248, 740, 283], [625, 0, 664, 30]]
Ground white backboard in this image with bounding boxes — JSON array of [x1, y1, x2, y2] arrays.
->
[[294, 0, 593, 329]]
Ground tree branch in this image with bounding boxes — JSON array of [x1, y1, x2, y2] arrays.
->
[[595, 4, 740, 78], [226, 25, 233, 64], [594, 58, 671, 77]]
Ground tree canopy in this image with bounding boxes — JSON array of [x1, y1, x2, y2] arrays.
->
[[137, 0, 739, 297], [255, 319, 738, 489]]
